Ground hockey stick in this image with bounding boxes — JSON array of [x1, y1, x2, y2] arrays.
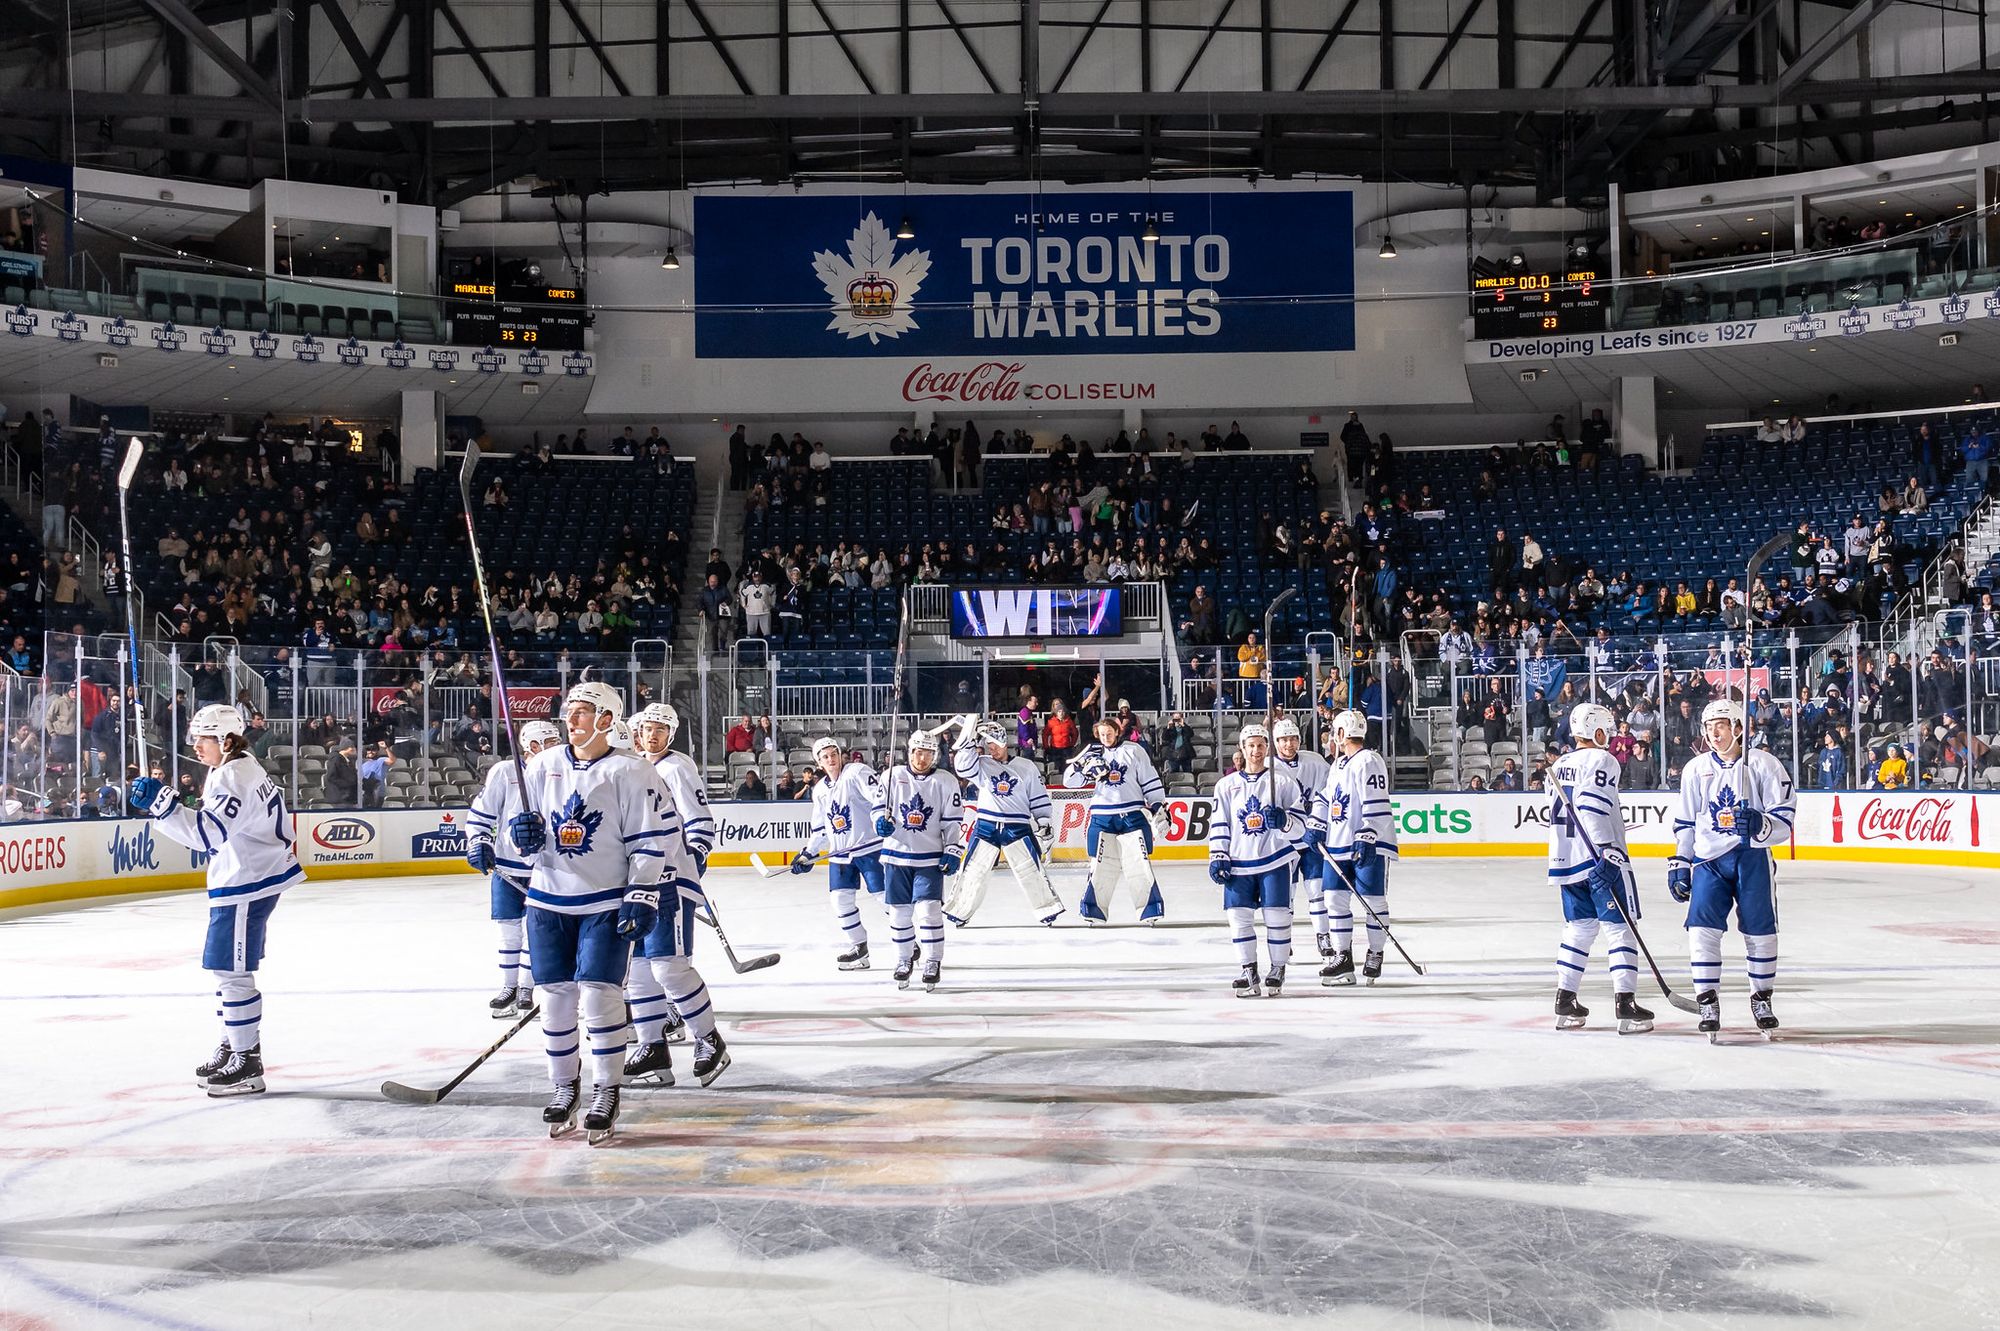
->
[[114, 439, 149, 783], [1324, 854, 1427, 975], [381, 1003, 540, 1104], [1552, 781, 1700, 1013], [458, 443, 533, 817], [693, 895, 781, 973], [748, 851, 789, 879], [1741, 532, 1790, 749], [886, 590, 912, 763]]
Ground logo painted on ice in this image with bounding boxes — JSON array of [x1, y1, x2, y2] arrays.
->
[[202, 326, 234, 356], [412, 811, 467, 858], [813, 211, 931, 344], [151, 322, 186, 351], [562, 351, 592, 377], [382, 341, 415, 368], [52, 311, 85, 342], [312, 819, 375, 850], [473, 346, 506, 374], [552, 793, 603, 857], [249, 330, 279, 360], [337, 337, 369, 366], [5, 305, 34, 337], [1884, 299, 1923, 330], [106, 824, 159, 874], [429, 348, 460, 371]]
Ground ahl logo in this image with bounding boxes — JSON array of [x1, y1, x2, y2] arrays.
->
[[518, 349, 548, 376], [52, 311, 86, 342], [428, 348, 460, 371], [562, 351, 592, 377], [473, 346, 506, 374], [292, 334, 321, 363], [106, 824, 160, 875], [337, 337, 369, 366], [151, 322, 186, 351], [411, 811, 467, 858], [1884, 299, 1922, 330], [1941, 294, 1970, 324], [312, 818, 375, 850], [104, 317, 135, 347], [1837, 306, 1871, 337], [813, 211, 931, 344], [1783, 312, 1825, 342], [202, 326, 234, 356], [5, 305, 34, 337], [382, 340, 415, 369], [249, 330, 279, 360]]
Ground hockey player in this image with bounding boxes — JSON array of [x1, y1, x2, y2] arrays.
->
[[466, 719, 563, 1018], [1064, 714, 1168, 924], [1271, 717, 1332, 953], [944, 715, 1063, 926], [624, 702, 728, 1087], [129, 703, 303, 1096], [1548, 703, 1652, 1034], [507, 681, 682, 1144], [788, 735, 888, 969], [1669, 699, 1796, 1040], [1208, 723, 1304, 996], [880, 727, 965, 991], [1315, 708, 1399, 986]]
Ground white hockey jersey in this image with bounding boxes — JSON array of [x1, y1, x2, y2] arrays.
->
[[804, 761, 888, 863], [147, 755, 302, 904], [1674, 748, 1796, 861], [1548, 746, 1626, 884], [466, 761, 530, 883], [654, 750, 714, 857], [953, 743, 1053, 829], [1062, 740, 1165, 817], [512, 744, 680, 915], [880, 765, 965, 868], [1208, 767, 1305, 873], [1277, 749, 1331, 831], [1321, 748, 1398, 861]]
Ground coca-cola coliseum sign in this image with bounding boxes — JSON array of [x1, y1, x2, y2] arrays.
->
[[902, 361, 1156, 403]]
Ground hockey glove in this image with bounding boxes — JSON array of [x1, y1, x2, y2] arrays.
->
[[1266, 805, 1289, 833], [1353, 831, 1381, 870], [1587, 849, 1629, 904], [941, 846, 964, 878], [1302, 825, 1327, 849], [1147, 805, 1171, 843], [691, 846, 709, 877], [874, 813, 894, 837], [1666, 858, 1693, 904], [1033, 819, 1054, 850], [508, 810, 547, 855], [1731, 806, 1767, 843], [1208, 855, 1233, 886], [128, 776, 165, 814], [617, 886, 660, 938], [788, 849, 816, 875], [466, 840, 496, 874]]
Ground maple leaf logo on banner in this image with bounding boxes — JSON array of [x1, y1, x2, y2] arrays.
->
[[813, 211, 930, 344]]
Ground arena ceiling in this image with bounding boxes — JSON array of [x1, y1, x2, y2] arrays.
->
[[0, 0, 1994, 206]]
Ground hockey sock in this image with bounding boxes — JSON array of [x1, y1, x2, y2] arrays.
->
[[1328, 888, 1354, 955], [889, 902, 917, 964], [1601, 920, 1638, 995], [1361, 896, 1390, 955], [581, 982, 629, 1086], [1227, 906, 1258, 966], [626, 962, 673, 1045], [918, 900, 945, 963], [496, 917, 529, 989], [1307, 895, 1328, 939], [212, 969, 261, 1052], [833, 888, 868, 945], [540, 981, 581, 1085], [1689, 926, 1725, 994], [1744, 933, 1777, 993], [1263, 906, 1293, 970], [652, 957, 717, 1042], [1556, 919, 1600, 993]]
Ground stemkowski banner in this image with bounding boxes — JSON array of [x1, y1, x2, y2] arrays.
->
[[693, 191, 1355, 360]]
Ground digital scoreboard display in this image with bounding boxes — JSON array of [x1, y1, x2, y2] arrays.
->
[[446, 270, 588, 351], [1472, 267, 1609, 339], [950, 587, 1122, 639]]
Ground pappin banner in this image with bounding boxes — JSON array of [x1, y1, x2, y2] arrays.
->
[[693, 191, 1355, 360]]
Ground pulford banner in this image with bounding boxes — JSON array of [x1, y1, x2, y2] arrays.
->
[[693, 191, 1355, 360]]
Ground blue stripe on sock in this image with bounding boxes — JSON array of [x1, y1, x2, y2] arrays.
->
[[546, 1043, 578, 1058]]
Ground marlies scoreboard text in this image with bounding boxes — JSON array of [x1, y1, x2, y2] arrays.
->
[[447, 277, 587, 351], [1471, 267, 1609, 339]]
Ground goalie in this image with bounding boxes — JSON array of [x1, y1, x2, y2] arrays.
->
[[1063, 714, 1169, 924], [943, 714, 1064, 926]]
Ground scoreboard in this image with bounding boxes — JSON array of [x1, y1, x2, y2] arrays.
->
[[1472, 267, 1608, 339], [445, 264, 588, 351]]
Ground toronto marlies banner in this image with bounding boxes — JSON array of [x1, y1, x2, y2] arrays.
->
[[692, 191, 1355, 360]]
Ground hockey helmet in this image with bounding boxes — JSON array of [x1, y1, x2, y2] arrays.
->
[[1330, 708, 1369, 742], [635, 702, 680, 740], [1701, 699, 1745, 731], [1237, 723, 1271, 745], [1271, 717, 1303, 742], [564, 680, 625, 723], [188, 703, 246, 740], [976, 720, 1010, 748], [605, 720, 635, 752], [907, 728, 941, 756], [1568, 703, 1616, 746], [812, 735, 845, 760], [519, 720, 562, 752]]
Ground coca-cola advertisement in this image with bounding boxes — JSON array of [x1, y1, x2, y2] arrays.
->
[[902, 360, 1157, 404], [1825, 793, 1983, 849], [501, 687, 559, 719]]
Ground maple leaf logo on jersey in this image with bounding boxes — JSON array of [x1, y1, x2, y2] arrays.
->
[[898, 791, 934, 831], [828, 799, 852, 835], [551, 793, 603, 857], [1328, 789, 1351, 826], [812, 212, 931, 344], [1239, 793, 1272, 835], [1708, 784, 1743, 835], [990, 771, 1017, 798], [1100, 759, 1128, 787]]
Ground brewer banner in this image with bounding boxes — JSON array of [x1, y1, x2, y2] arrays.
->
[[693, 191, 1355, 360]]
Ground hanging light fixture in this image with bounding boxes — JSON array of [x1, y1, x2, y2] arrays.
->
[[896, 216, 916, 240], [661, 248, 680, 270], [1142, 217, 1161, 244], [1378, 235, 1398, 259]]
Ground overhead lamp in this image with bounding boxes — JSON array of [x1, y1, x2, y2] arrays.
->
[[661, 248, 680, 270], [895, 216, 916, 240], [1379, 235, 1398, 259], [1508, 250, 1526, 268], [1141, 217, 1161, 244], [1571, 239, 1592, 259]]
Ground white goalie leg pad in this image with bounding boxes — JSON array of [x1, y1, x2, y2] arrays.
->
[[1227, 905, 1259, 966], [625, 958, 672, 1044], [581, 981, 629, 1086], [1263, 906, 1293, 970], [945, 839, 1003, 921], [496, 917, 529, 989], [540, 980, 581, 1086], [1743, 934, 1778, 993], [1088, 835, 1129, 913], [1001, 837, 1061, 913], [1600, 919, 1639, 995], [832, 887, 868, 945], [890, 902, 917, 963], [650, 956, 716, 1042], [918, 899, 945, 963], [1689, 925, 1725, 993], [212, 969, 261, 1052], [1116, 829, 1155, 914], [1557, 919, 1600, 993]]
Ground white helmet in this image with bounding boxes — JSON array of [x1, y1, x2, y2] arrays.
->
[[907, 728, 941, 756], [635, 702, 679, 740], [1701, 699, 1745, 731], [1237, 723, 1270, 745], [519, 720, 562, 751], [1271, 717, 1302, 742], [188, 703, 245, 740], [1330, 709, 1369, 742], [812, 735, 844, 760], [1568, 703, 1616, 746], [976, 720, 1010, 747], [564, 680, 624, 723], [606, 719, 634, 752]]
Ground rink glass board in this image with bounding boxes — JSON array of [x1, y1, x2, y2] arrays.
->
[[948, 587, 1121, 639]]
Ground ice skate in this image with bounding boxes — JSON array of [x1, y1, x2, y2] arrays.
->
[[1264, 964, 1286, 997], [1320, 951, 1355, 986], [1040, 907, 1066, 927], [622, 1040, 674, 1086], [1555, 989, 1589, 1030], [488, 985, 521, 1018], [205, 1046, 264, 1096], [1750, 990, 1779, 1038], [1233, 962, 1261, 998], [583, 1084, 620, 1146], [513, 987, 535, 1017], [921, 958, 941, 992], [1614, 993, 1654, 1035], [544, 1078, 581, 1137], [195, 1041, 231, 1087], [1362, 950, 1385, 985], [693, 1030, 731, 1086], [894, 948, 919, 990], [1696, 990, 1721, 1043], [836, 941, 871, 971]]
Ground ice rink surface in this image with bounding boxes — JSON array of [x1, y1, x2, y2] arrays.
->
[[5, 857, 2000, 1330]]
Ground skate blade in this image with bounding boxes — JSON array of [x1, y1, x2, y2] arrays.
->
[[548, 1118, 579, 1138], [1705, 1031, 1722, 1044], [628, 1070, 675, 1087], [1232, 988, 1261, 999], [1364, 976, 1380, 987], [896, 977, 912, 990], [697, 1053, 732, 1087], [1323, 975, 1355, 987], [206, 1077, 265, 1097], [838, 960, 871, 971], [587, 1128, 617, 1146], [1555, 1016, 1587, 1030], [1616, 1020, 1654, 1035], [491, 1009, 519, 1020], [1760, 1030, 1779, 1042], [1263, 987, 1282, 998], [924, 978, 940, 993], [663, 1026, 689, 1045]]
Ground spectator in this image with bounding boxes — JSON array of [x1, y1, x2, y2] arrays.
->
[[725, 714, 754, 753], [1042, 700, 1078, 762], [1816, 731, 1847, 789], [739, 571, 775, 639], [1016, 697, 1039, 758], [1492, 757, 1523, 791], [734, 769, 768, 800], [1182, 584, 1218, 645], [1965, 424, 1993, 495], [698, 573, 734, 650], [1877, 742, 1909, 789], [1237, 631, 1267, 680], [1903, 475, 1928, 513], [324, 739, 359, 804], [360, 743, 392, 807], [1160, 712, 1196, 773]]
